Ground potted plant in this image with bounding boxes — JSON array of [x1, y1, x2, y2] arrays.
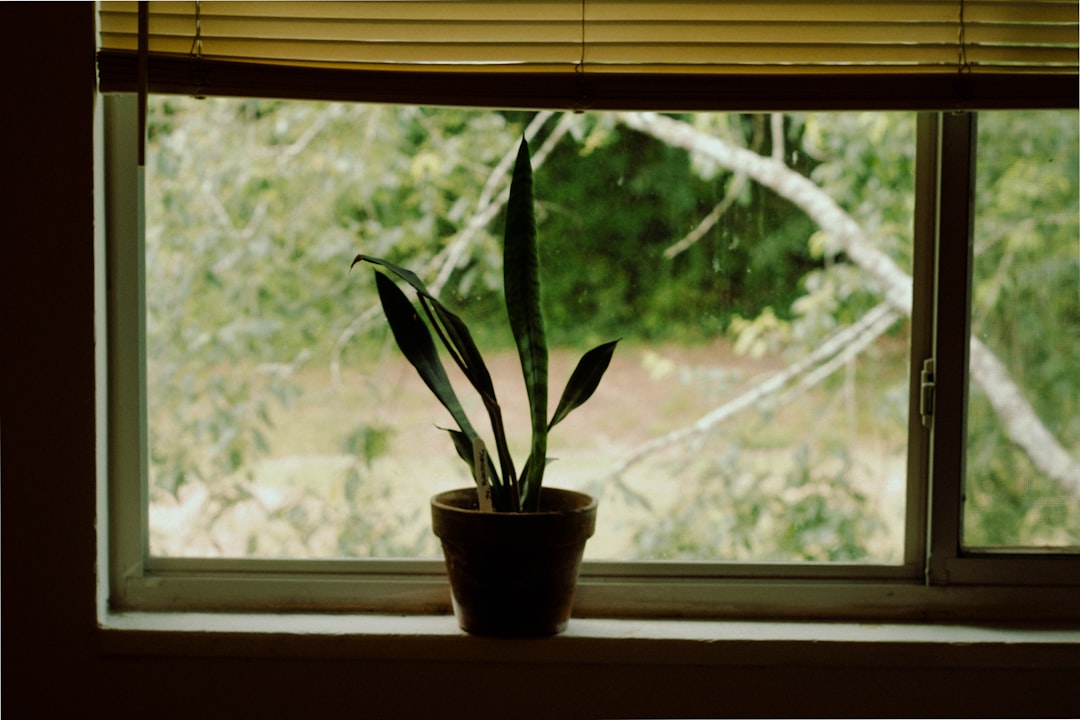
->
[[352, 137, 617, 636]]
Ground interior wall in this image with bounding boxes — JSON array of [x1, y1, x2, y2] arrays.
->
[[2, 6, 1077, 718], [4, 2, 105, 709]]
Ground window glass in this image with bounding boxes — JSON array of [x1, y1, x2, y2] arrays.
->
[[964, 110, 1080, 550], [145, 98, 914, 562]]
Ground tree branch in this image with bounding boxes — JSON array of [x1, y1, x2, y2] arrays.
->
[[608, 303, 900, 480], [615, 111, 1080, 496], [969, 336, 1080, 496], [664, 173, 748, 259]]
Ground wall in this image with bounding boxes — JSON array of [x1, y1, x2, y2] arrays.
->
[[3, 6, 1077, 717], [4, 2, 104, 710]]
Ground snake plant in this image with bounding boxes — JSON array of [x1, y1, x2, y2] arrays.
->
[[352, 138, 617, 512]]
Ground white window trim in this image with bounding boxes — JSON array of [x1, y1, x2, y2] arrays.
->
[[99, 95, 1080, 626]]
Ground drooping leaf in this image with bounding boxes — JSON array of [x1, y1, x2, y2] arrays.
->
[[355, 254, 498, 402], [357, 255, 517, 501], [353, 254, 433, 299], [424, 298, 497, 401], [504, 137, 548, 504], [426, 297, 519, 497], [372, 271, 479, 443], [549, 339, 619, 430]]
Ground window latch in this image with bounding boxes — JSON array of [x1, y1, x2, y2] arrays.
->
[[919, 357, 935, 429]]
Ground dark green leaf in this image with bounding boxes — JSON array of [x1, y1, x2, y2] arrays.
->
[[504, 137, 548, 501], [519, 453, 539, 512], [549, 340, 619, 430], [353, 254, 432, 299], [373, 271, 479, 442], [425, 299, 497, 401], [444, 427, 476, 470], [444, 427, 515, 511], [355, 254, 499, 403], [519, 453, 558, 512]]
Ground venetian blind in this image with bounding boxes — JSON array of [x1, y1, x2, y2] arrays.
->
[[97, 1, 1079, 109]]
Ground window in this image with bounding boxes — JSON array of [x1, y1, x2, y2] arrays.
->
[[98, 2, 1079, 619], [141, 100, 917, 565]]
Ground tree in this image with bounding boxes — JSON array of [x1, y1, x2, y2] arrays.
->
[[612, 111, 1079, 505]]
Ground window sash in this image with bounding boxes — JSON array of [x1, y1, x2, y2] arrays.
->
[[926, 111, 1080, 586]]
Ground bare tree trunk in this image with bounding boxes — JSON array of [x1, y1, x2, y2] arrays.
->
[[615, 111, 1080, 497], [969, 336, 1080, 497]]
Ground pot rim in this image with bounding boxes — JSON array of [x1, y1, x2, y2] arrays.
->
[[431, 486, 597, 517]]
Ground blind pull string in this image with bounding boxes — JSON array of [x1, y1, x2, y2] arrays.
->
[[190, 0, 203, 60], [190, 0, 207, 99], [957, 0, 971, 75], [137, 1, 148, 167], [577, 0, 586, 74], [575, 0, 589, 113]]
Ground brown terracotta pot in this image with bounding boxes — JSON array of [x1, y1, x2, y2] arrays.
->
[[430, 487, 597, 636]]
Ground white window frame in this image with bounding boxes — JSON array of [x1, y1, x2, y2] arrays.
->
[[100, 94, 1080, 624]]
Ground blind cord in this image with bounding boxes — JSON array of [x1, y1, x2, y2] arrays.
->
[[575, 0, 588, 111], [189, 1, 207, 99], [957, 0, 971, 75], [189, 0, 203, 60], [137, 1, 147, 167], [580, 0, 587, 72]]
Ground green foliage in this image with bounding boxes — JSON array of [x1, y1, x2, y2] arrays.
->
[[970, 111, 1078, 424], [502, 139, 550, 509], [534, 117, 819, 343], [964, 398, 1080, 548], [630, 443, 885, 561]]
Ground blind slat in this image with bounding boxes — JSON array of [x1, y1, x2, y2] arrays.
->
[[588, 22, 1077, 47]]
